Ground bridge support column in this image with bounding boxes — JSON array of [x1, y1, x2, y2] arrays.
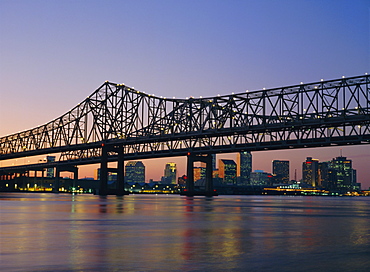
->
[[99, 144, 128, 196], [186, 154, 195, 196], [116, 149, 125, 196], [54, 166, 78, 193], [54, 168, 61, 193], [23, 171, 28, 190], [41, 170, 45, 191], [205, 155, 213, 195], [184, 153, 216, 197], [99, 144, 109, 196], [72, 167, 78, 192]]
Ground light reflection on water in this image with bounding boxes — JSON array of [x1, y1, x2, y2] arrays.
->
[[1, 193, 369, 271]]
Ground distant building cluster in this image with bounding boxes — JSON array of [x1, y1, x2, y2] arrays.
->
[[3, 151, 362, 195], [191, 152, 359, 193], [302, 156, 359, 191], [49, 151, 361, 193], [114, 152, 359, 193]]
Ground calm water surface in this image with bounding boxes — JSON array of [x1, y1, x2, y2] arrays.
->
[[1, 193, 369, 271]]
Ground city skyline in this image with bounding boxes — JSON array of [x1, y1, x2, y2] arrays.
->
[[91, 150, 364, 190], [0, 1, 369, 188]]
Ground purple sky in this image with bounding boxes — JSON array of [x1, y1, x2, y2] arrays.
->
[[0, 0, 369, 188]]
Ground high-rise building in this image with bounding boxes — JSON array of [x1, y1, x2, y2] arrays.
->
[[219, 159, 237, 185], [329, 156, 356, 191], [318, 161, 332, 189], [177, 175, 187, 186], [250, 170, 273, 186], [237, 151, 252, 185], [95, 169, 118, 184], [211, 154, 216, 171], [302, 157, 319, 187], [46, 156, 55, 178], [272, 160, 289, 184], [164, 163, 177, 184], [125, 161, 145, 183], [194, 167, 206, 181]]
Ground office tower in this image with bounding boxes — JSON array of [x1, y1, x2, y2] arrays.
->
[[302, 157, 319, 187], [125, 161, 145, 183], [95, 168, 119, 184], [219, 159, 237, 185], [272, 160, 289, 184], [46, 156, 55, 178], [194, 166, 206, 181], [318, 161, 331, 189], [250, 170, 273, 186], [237, 151, 252, 185], [164, 163, 177, 184], [212, 154, 216, 171], [329, 156, 356, 191], [177, 175, 187, 186]]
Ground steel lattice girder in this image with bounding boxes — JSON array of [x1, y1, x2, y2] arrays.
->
[[0, 75, 369, 162]]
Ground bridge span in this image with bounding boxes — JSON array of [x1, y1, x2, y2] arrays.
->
[[1, 75, 369, 195]]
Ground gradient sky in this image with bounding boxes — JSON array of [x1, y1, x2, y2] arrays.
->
[[1, 0, 369, 188]]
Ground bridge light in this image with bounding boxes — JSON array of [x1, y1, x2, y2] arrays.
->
[[200, 96, 202, 98], [300, 82, 303, 84], [342, 76, 345, 78], [321, 79, 324, 81]]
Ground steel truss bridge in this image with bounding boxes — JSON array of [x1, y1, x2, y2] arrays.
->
[[1, 75, 369, 195]]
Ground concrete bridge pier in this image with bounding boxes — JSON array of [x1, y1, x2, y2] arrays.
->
[[54, 165, 78, 193], [99, 144, 128, 196], [184, 153, 216, 197], [116, 150, 125, 196], [99, 144, 109, 195]]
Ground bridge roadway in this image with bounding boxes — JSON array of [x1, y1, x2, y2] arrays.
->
[[1, 74, 369, 195]]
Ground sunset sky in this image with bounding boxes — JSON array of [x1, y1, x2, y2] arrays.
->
[[0, 0, 369, 188]]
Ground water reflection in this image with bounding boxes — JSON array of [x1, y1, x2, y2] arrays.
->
[[1, 193, 369, 271]]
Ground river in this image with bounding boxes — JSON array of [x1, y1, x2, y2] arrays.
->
[[1, 193, 369, 271]]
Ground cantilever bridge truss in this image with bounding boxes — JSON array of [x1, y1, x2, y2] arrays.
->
[[1, 74, 369, 195], [1, 75, 369, 164]]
